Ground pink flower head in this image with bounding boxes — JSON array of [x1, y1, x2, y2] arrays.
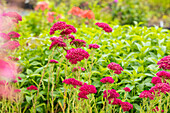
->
[[27, 85, 38, 91], [2, 12, 22, 23], [150, 83, 170, 94], [65, 48, 89, 64], [50, 21, 67, 35], [79, 84, 97, 94], [121, 102, 133, 112], [156, 71, 170, 79], [60, 25, 77, 35], [35, 1, 49, 11], [95, 22, 112, 33], [78, 91, 89, 99], [50, 59, 59, 63], [81, 67, 85, 71], [68, 34, 75, 40], [1, 41, 20, 50], [50, 36, 63, 42], [70, 39, 86, 47], [139, 90, 155, 100], [68, 7, 83, 17], [89, 44, 100, 49], [0, 80, 8, 85], [109, 98, 122, 105], [123, 87, 131, 92], [8, 31, 21, 38], [12, 80, 17, 83], [114, 0, 118, 3], [0, 33, 11, 42], [100, 77, 114, 84], [8, 56, 19, 61], [63, 78, 82, 88], [18, 76, 22, 80], [107, 62, 123, 74], [151, 77, 162, 84], [0, 59, 17, 81], [14, 89, 21, 93], [157, 55, 170, 70], [49, 40, 66, 50], [103, 89, 119, 99]]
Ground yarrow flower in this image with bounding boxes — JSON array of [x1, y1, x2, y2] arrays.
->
[[79, 84, 97, 94], [8, 31, 20, 38], [81, 10, 95, 19], [68, 7, 83, 17], [100, 77, 114, 84], [60, 25, 77, 35], [50, 59, 59, 63], [2, 12, 22, 23], [95, 22, 112, 33], [35, 1, 49, 11], [49, 21, 67, 35], [103, 89, 119, 100], [123, 87, 131, 92], [14, 89, 21, 93], [27, 85, 38, 91], [109, 98, 122, 105], [63, 78, 82, 88], [49, 40, 66, 50], [0, 33, 11, 42], [139, 90, 155, 100], [47, 12, 56, 23], [70, 39, 86, 47], [157, 55, 170, 70], [156, 71, 170, 79], [65, 48, 89, 64], [78, 91, 89, 99], [50, 36, 63, 42], [150, 83, 170, 94], [107, 62, 123, 74], [121, 102, 133, 112], [1, 41, 20, 50], [151, 77, 162, 84], [89, 44, 100, 49]]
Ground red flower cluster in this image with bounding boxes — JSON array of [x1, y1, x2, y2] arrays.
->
[[50, 59, 58, 64], [65, 48, 89, 64], [78, 84, 97, 99], [68, 7, 95, 19], [109, 98, 122, 105], [8, 56, 19, 61], [2, 12, 22, 23], [100, 77, 114, 84], [157, 55, 170, 70], [27, 85, 38, 91], [139, 90, 155, 100], [72, 67, 85, 72], [35, 1, 49, 11], [49, 40, 66, 50], [1, 41, 20, 50], [0, 33, 11, 42], [50, 36, 63, 42], [152, 106, 164, 112], [89, 44, 100, 49], [121, 102, 133, 112], [62, 78, 82, 88], [123, 87, 131, 92], [107, 62, 123, 74], [151, 77, 162, 85], [47, 12, 56, 23], [103, 89, 119, 99], [8, 31, 21, 38], [150, 83, 170, 94], [156, 71, 170, 79], [50, 21, 77, 35], [70, 39, 86, 47], [95, 22, 112, 33]]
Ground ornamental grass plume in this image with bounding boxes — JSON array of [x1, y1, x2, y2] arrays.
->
[[27, 85, 38, 91], [100, 77, 114, 83], [70, 39, 86, 48], [65, 48, 89, 64], [151, 77, 162, 84], [95, 22, 112, 33], [63, 78, 83, 88], [8, 31, 20, 38], [123, 87, 131, 92], [107, 62, 123, 74], [121, 102, 133, 112], [103, 89, 119, 100], [157, 55, 170, 70], [35, 1, 49, 11], [139, 90, 155, 100], [156, 71, 170, 79]]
